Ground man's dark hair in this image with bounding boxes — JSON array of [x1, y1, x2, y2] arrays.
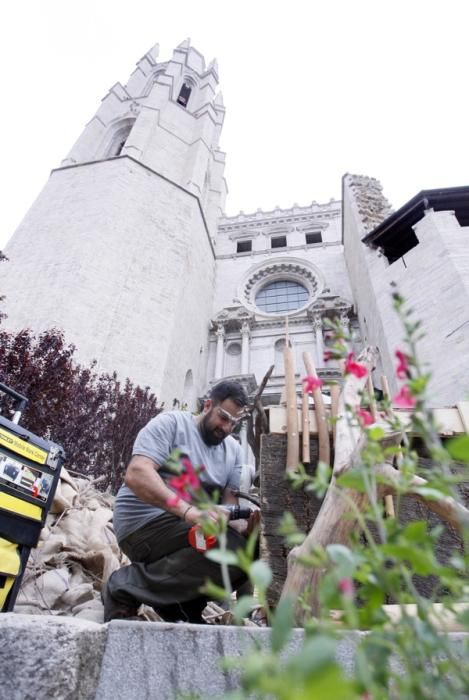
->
[[209, 380, 248, 408]]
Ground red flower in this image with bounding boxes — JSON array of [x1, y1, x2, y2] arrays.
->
[[323, 350, 333, 363], [303, 375, 323, 393], [395, 349, 410, 380], [393, 385, 416, 408], [167, 456, 202, 506], [338, 577, 355, 600], [344, 353, 367, 378], [356, 408, 374, 426]]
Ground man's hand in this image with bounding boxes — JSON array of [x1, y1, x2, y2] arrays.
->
[[228, 509, 260, 537], [184, 504, 229, 527]]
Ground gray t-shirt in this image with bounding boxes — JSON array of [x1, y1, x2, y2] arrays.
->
[[113, 411, 243, 542]]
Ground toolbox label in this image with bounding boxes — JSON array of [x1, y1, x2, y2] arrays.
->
[[0, 454, 53, 502], [0, 428, 47, 464]]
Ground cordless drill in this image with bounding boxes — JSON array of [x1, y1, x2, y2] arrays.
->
[[187, 505, 253, 552]]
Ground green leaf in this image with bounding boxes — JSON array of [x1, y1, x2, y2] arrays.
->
[[367, 426, 385, 441], [232, 595, 258, 624], [327, 544, 361, 579], [381, 543, 437, 575], [412, 485, 447, 501], [336, 470, 367, 492], [235, 547, 252, 574], [447, 434, 469, 463], [401, 520, 427, 542], [249, 560, 273, 591], [199, 580, 230, 602], [271, 597, 295, 653], [205, 549, 239, 566]]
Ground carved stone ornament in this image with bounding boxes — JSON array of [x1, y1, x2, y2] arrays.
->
[[130, 101, 141, 115], [307, 294, 353, 322], [211, 306, 254, 333], [240, 258, 325, 318]]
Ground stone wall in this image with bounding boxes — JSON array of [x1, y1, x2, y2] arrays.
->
[[1, 614, 466, 699], [0, 158, 216, 403], [343, 173, 469, 406]]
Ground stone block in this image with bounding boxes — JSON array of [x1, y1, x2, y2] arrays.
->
[[96, 621, 362, 700], [0, 613, 107, 700]]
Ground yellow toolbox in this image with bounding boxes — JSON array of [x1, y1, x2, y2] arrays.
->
[[0, 382, 64, 611]]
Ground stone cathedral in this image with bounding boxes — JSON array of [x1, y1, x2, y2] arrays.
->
[[1, 40, 469, 413]]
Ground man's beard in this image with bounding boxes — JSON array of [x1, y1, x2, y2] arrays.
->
[[199, 412, 227, 446]]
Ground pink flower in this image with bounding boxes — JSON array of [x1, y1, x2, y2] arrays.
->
[[395, 349, 410, 380], [167, 456, 202, 504], [393, 385, 416, 408], [303, 375, 323, 393], [323, 350, 333, 363], [180, 457, 201, 488], [357, 408, 374, 426], [344, 353, 368, 379], [338, 577, 355, 600]]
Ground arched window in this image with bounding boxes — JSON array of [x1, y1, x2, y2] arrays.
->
[[224, 342, 242, 376], [256, 280, 309, 314], [104, 119, 135, 158], [274, 338, 286, 374], [177, 81, 192, 108], [182, 370, 194, 410]]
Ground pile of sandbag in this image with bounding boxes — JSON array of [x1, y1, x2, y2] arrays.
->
[[14, 469, 126, 623]]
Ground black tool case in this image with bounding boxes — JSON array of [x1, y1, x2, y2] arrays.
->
[[0, 382, 64, 611]]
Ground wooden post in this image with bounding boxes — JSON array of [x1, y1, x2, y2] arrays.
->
[[302, 391, 310, 464], [380, 375, 396, 518], [330, 383, 340, 446], [303, 352, 330, 467], [284, 334, 299, 472]]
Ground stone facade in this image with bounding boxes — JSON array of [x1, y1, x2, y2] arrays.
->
[[1, 40, 468, 410], [343, 174, 469, 406]]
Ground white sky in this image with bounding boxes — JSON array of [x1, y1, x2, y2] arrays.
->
[[1, 0, 469, 248]]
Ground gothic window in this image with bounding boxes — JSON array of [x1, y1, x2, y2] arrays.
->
[[105, 120, 135, 158], [177, 82, 192, 107], [305, 232, 322, 245], [237, 240, 252, 254], [271, 235, 287, 249], [256, 280, 309, 314]]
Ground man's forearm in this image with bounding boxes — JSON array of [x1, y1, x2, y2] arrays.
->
[[125, 455, 193, 519]]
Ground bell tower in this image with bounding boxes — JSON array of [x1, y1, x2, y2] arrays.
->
[[1, 40, 227, 403]]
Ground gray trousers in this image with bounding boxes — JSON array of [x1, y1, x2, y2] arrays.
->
[[107, 513, 248, 610]]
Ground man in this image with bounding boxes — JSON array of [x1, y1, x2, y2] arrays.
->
[[103, 379, 258, 623]]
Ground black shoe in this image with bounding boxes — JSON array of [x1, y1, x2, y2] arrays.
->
[[101, 581, 139, 622], [154, 599, 207, 624]]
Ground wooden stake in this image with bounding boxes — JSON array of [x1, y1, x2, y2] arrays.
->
[[380, 374, 396, 518], [284, 323, 299, 472], [330, 383, 340, 447], [302, 391, 311, 463], [303, 351, 330, 467]]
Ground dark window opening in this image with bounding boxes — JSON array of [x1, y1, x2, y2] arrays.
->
[[271, 235, 287, 249], [115, 140, 127, 157], [177, 82, 192, 107], [381, 231, 419, 265], [305, 232, 322, 245], [237, 240, 252, 253]]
